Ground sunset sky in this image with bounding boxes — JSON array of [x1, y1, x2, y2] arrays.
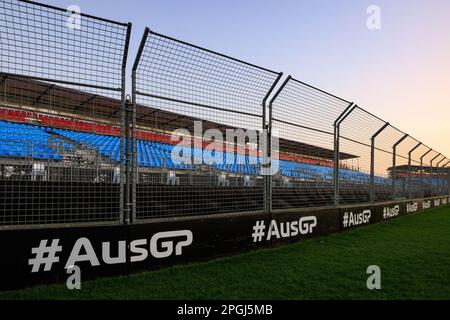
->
[[50, 0, 450, 158]]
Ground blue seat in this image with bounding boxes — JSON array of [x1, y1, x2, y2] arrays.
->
[[0, 121, 63, 160]]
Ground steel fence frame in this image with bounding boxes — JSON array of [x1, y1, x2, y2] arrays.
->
[[131, 27, 282, 220], [331, 104, 449, 205], [268, 75, 353, 211], [0, 0, 131, 227], [0, 0, 449, 229]]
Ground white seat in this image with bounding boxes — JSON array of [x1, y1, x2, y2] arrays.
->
[[218, 174, 230, 186], [244, 175, 255, 187], [31, 163, 47, 181], [166, 171, 180, 185]]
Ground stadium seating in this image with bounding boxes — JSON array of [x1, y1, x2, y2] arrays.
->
[[54, 124, 384, 182], [0, 121, 62, 160], [0, 108, 174, 145], [3, 120, 443, 188], [0, 110, 372, 181], [53, 126, 341, 177]]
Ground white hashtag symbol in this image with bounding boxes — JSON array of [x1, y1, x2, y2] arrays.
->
[[343, 212, 349, 228], [28, 239, 62, 273], [252, 221, 266, 243]]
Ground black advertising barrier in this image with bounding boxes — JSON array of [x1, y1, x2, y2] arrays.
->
[[128, 212, 270, 273], [269, 207, 340, 246], [0, 212, 270, 291], [0, 196, 449, 291], [0, 224, 128, 290], [338, 196, 450, 232]]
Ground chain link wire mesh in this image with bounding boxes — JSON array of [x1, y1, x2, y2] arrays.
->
[[432, 154, 446, 196], [0, 0, 131, 226], [337, 107, 384, 204], [370, 125, 404, 202], [132, 29, 282, 219], [0, 0, 448, 228], [269, 77, 351, 209], [393, 137, 424, 199], [337, 105, 449, 204]]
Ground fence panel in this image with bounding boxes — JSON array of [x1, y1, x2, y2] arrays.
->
[[422, 150, 439, 197], [404, 142, 430, 199], [338, 106, 448, 204], [371, 125, 406, 202], [0, 0, 131, 227], [269, 77, 351, 209], [132, 28, 282, 219], [432, 155, 447, 196], [0, 0, 448, 227], [337, 106, 386, 204]]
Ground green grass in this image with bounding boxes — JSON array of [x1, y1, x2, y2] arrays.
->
[[2, 206, 450, 300]]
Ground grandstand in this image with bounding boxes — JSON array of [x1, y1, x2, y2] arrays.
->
[[0, 79, 386, 216], [0, 75, 367, 220], [0, 73, 448, 223]]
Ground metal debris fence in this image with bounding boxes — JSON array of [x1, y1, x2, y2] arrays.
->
[[0, 0, 448, 227]]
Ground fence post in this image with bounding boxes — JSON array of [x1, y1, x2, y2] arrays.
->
[[120, 94, 126, 224], [419, 148, 432, 198], [448, 166, 450, 196], [262, 72, 283, 215], [333, 103, 356, 206], [439, 162, 444, 195], [130, 27, 149, 224], [443, 161, 450, 195], [131, 94, 137, 221], [442, 160, 449, 194], [407, 142, 422, 199], [370, 122, 390, 203], [430, 153, 441, 197], [122, 98, 132, 225], [120, 23, 132, 225], [266, 76, 291, 213], [392, 134, 408, 200], [436, 158, 446, 195]]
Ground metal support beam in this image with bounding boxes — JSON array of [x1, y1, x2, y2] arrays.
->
[[131, 94, 137, 223], [266, 75, 291, 214], [72, 94, 97, 114], [121, 23, 132, 227], [442, 160, 449, 195], [430, 153, 441, 197], [0, 75, 7, 86], [436, 158, 446, 195], [419, 148, 432, 198], [32, 84, 55, 107], [447, 165, 450, 196], [1, 71, 121, 92], [370, 122, 390, 203], [122, 97, 132, 225], [262, 72, 283, 215], [392, 134, 409, 199], [128, 26, 148, 225], [333, 103, 356, 206]]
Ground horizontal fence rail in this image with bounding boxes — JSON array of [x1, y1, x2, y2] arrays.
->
[[0, 0, 449, 228]]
